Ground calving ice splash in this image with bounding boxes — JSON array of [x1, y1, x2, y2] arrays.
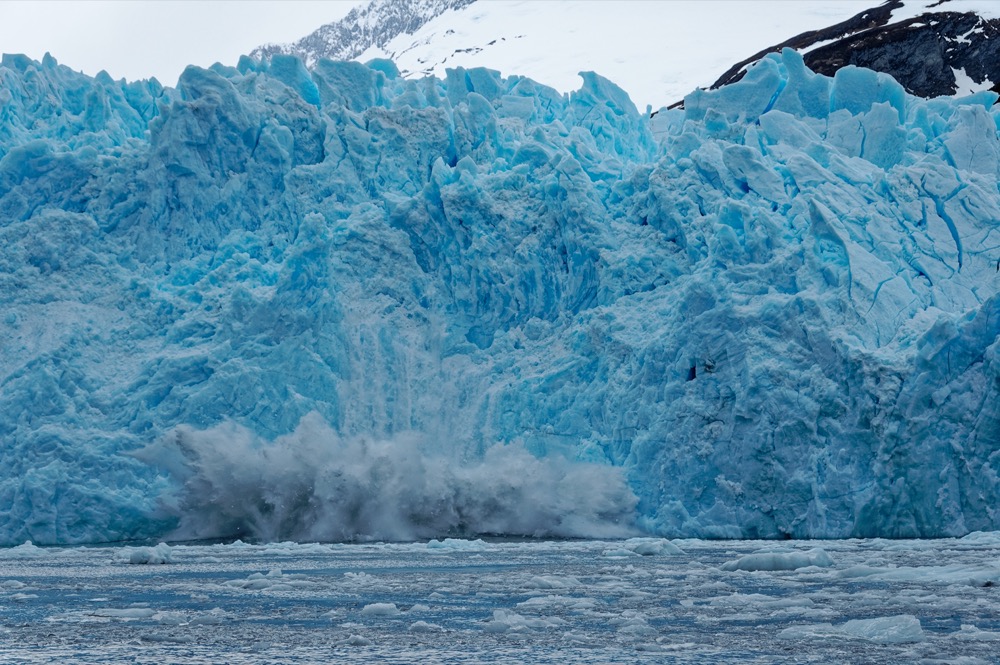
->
[[136, 414, 637, 542], [0, 48, 997, 546]]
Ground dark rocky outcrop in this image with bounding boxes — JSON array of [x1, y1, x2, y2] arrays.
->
[[711, 0, 1000, 99]]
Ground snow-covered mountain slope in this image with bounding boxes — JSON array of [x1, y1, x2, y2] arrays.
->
[[252, 0, 474, 66], [254, 0, 874, 110], [713, 0, 1000, 99], [1, 50, 998, 545]]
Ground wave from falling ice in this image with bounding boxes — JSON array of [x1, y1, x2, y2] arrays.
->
[[134, 413, 639, 543]]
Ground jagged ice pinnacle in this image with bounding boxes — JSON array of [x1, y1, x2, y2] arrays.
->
[[0, 48, 997, 546]]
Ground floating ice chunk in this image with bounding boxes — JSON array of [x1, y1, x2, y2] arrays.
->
[[517, 595, 599, 612], [360, 603, 401, 617], [721, 548, 833, 572], [10, 592, 38, 601], [777, 623, 842, 640], [152, 611, 191, 625], [779, 614, 924, 644], [139, 632, 194, 644], [426, 538, 488, 551], [524, 575, 582, 589], [94, 608, 158, 620], [958, 531, 1000, 547], [224, 569, 313, 590], [634, 642, 668, 652], [344, 572, 375, 584], [622, 538, 683, 556], [127, 542, 172, 564], [611, 610, 655, 636], [703, 592, 816, 610], [261, 542, 332, 556], [482, 608, 564, 632], [341, 634, 372, 646], [408, 620, 443, 632], [0, 542, 45, 558], [953, 624, 1000, 641], [841, 615, 925, 643], [834, 562, 997, 587]]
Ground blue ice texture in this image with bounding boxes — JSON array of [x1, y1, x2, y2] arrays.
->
[[0, 48, 997, 545]]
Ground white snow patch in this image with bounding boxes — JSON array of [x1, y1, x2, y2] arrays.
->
[[354, 0, 875, 109], [952, 67, 994, 96], [889, 0, 1000, 23]]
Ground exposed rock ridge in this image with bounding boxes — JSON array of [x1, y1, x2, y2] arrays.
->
[[711, 0, 1000, 99]]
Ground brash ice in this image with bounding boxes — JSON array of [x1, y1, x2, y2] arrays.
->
[[0, 49, 997, 545]]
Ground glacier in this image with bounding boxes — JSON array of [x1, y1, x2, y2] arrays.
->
[[0, 48, 997, 546]]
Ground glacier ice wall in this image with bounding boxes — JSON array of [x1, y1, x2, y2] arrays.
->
[[0, 48, 998, 545]]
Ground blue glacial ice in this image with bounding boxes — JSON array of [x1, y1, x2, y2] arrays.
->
[[0, 48, 998, 545]]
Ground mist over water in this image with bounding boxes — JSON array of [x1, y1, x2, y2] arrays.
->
[[136, 413, 638, 543]]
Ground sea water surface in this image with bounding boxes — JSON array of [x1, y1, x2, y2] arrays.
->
[[2, 536, 1000, 663]]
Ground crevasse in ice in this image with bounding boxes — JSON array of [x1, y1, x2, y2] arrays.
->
[[0, 48, 997, 545]]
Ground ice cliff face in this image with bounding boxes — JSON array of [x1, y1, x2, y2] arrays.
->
[[256, 0, 1000, 111], [1, 48, 998, 545], [248, 0, 879, 111]]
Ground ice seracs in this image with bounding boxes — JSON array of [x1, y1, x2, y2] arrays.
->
[[253, 0, 875, 109], [0, 47, 998, 545]]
